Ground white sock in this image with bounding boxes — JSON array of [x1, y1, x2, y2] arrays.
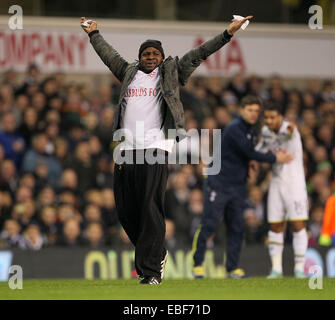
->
[[293, 228, 308, 273], [268, 231, 284, 274]]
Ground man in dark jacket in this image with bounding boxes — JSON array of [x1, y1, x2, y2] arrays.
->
[[81, 15, 252, 284], [192, 96, 293, 279]]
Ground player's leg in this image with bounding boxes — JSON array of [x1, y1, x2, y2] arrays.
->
[[224, 187, 247, 278], [290, 220, 308, 278], [284, 189, 309, 278], [192, 179, 226, 278], [267, 182, 285, 278], [135, 161, 169, 284], [267, 222, 285, 278]]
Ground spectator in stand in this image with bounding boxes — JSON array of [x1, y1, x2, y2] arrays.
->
[[88, 135, 103, 161], [58, 190, 79, 208], [54, 137, 71, 168], [11, 199, 37, 231], [61, 92, 87, 129], [18, 173, 36, 192], [321, 80, 335, 102], [39, 206, 58, 246], [60, 169, 78, 193], [95, 155, 114, 189], [0, 144, 4, 163], [15, 63, 40, 96], [1, 69, 17, 88], [57, 218, 84, 247], [13, 94, 29, 124], [18, 107, 40, 146], [84, 222, 105, 248], [0, 159, 18, 195], [83, 111, 99, 134], [21, 133, 62, 189], [36, 186, 56, 209], [83, 204, 103, 227], [100, 188, 118, 229], [19, 223, 45, 250], [0, 191, 12, 229], [214, 107, 232, 130], [31, 91, 48, 121], [0, 219, 22, 248], [42, 77, 59, 103], [226, 72, 248, 101], [308, 205, 324, 247], [0, 112, 25, 167], [70, 141, 97, 194], [57, 204, 81, 226], [165, 172, 191, 246], [94, 108, 115, 153], [247, 75, 268, 100], [0, 84, 15, 117], [85, 189, 104, 208]]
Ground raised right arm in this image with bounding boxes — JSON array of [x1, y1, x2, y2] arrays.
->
[[89, 31, 129, 82], [81, 17, 129, 82]]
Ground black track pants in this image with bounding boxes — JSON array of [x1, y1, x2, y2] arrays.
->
[[114, 159, 168, 278]]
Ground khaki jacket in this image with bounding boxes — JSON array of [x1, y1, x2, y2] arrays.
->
[[89, 30, 232, 140]]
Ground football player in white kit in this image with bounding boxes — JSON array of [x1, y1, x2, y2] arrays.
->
[[256, 104, 309, 278]]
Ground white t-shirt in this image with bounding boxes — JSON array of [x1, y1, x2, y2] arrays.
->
[[120, 67, 175, 153], [256, 120, 306, 189]]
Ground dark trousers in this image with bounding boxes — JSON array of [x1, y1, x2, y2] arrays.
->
[[113, 155, 168, 278], [193, 180, 246, 272]]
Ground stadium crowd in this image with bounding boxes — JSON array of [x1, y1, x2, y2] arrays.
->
[[0, 64, 334, 250]]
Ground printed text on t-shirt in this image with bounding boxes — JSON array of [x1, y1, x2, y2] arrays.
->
[[124, 88, 158, 98]]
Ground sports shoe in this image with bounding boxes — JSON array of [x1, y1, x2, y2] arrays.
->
[[139, 276, 162, 285], [267, 270, 283, 279], [160, 250, 168, 280], [295, 270, 307, 279], [192, 266, 205, 279], [227, 268, 246, 279]]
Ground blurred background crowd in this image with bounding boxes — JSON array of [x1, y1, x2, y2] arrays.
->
[[0, 64, 334, 250]]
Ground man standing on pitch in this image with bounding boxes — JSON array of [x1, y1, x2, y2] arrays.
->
[[257, 104, 309, 278], [81, 15, 252, 284], [192, 96, 293, 279]]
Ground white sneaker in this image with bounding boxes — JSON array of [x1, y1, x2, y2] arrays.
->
[[267, 270, 283, 279], [295, 270, 307, 279]]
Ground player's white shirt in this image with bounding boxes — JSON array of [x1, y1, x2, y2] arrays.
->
[[256, 120, 306, 189], [256, 120, 308, 222]]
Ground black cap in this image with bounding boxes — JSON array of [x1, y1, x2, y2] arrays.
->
[[138, 39, 165, 60]]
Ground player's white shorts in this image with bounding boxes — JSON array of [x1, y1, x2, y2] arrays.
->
[[267, 180, 308, 223]]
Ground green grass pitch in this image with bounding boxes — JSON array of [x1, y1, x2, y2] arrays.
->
[[1, 278, 335, 300]]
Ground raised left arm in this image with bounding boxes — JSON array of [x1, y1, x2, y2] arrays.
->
[[177, 15, 253, 85]]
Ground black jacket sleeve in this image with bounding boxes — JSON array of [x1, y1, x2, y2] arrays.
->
[[228, 126, 276, 163]]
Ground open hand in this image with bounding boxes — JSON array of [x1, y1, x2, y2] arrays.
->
[[227, 15, 253, 35], [81, 17, 98, 34]]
